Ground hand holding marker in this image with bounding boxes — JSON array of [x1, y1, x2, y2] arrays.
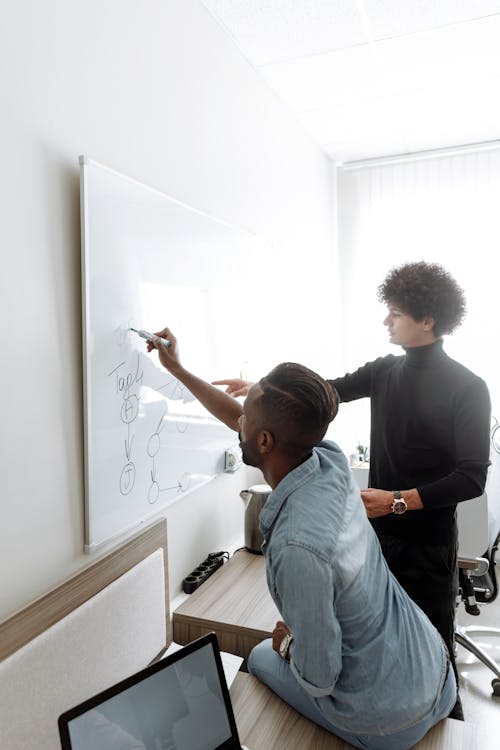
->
[[129, 327, 171, 349]]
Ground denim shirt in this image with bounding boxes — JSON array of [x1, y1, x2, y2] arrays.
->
[[259, 440, 449, 735]]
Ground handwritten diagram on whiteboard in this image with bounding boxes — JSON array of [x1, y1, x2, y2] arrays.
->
[[80, 157, 265, 550]]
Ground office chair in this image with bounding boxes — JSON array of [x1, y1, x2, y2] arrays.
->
[[456, 530, 500, 696]]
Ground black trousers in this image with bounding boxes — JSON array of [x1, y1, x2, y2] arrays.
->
[[376, 525, 459, 683]]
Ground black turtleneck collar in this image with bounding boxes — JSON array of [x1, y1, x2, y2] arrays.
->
[[402, 338, 445, 368]]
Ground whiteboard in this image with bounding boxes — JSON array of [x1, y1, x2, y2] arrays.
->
[[79, 157, 264, 550]]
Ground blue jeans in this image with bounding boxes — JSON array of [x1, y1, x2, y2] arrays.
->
[[248, 640, 457, 750]]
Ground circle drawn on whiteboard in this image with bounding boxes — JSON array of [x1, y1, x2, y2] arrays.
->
[[147, 432, 161, 457], [148, 481, 160, 504], [120, 462, 136, 495], [121, 395, 139, 424]]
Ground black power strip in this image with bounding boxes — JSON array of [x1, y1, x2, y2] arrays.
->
[[182, 552, 228, 594]]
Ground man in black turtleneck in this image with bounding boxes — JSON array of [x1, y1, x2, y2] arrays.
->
[[329, 261, 491, 720]]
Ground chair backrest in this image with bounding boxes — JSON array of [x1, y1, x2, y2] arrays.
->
[[457, 492, 489, 558], [457, 492, 499, 606]]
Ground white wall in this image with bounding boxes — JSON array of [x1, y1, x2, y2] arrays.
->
[[0, 0, 337, 621]]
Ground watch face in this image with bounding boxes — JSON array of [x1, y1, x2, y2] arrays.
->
[[279, 634, 291, 658], [393, 500, 407, 515]]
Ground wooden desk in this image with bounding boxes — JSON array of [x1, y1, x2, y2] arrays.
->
[[173, 550, 279, 666], [230, 673, 477, 750], [175, 551, 477, 749]]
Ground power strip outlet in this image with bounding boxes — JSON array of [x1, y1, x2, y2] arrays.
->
[[182, 554, 225, 594]]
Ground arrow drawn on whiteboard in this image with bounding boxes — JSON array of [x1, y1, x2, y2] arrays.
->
[[159, 474, 192, 494], [150, 456, 158, 483], [147, 412, 166, 458], [155, 414, 166, 432], [125, 433, 134, 461]]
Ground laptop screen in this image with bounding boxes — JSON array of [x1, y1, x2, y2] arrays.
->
[[58, 633, 241, 750]]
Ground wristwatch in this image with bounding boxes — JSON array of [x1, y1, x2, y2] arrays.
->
[[279, 632, 293, 660], [392, 490, 407, 515]]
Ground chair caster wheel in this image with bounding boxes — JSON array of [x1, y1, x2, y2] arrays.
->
[[492, 678, 500, 696]]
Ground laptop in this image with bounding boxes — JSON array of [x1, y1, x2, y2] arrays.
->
[[58, 632, 249, 750]]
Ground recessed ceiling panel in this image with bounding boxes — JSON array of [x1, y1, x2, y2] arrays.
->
[[261, 43, 382, 111], [375, 15, 500, 95], [363, 0, 500, 41], [297, 94, 405, 145], [200, 0, 500, 161], [399, 79, 500, 151], [200, 0, 369, 65]]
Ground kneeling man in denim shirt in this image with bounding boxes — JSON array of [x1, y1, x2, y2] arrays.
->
[[147, 328, 457, 750]]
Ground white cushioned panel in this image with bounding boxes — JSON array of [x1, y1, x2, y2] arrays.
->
[[0, 548, 166, 750]]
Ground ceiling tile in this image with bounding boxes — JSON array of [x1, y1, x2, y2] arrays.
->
[[398, 78, 500, 144], [374, 15, 500, 96], [200, 0, 369, 65], [324, 76, 500, 161], [362, 0, 500, 41], [260, 43, 382, 111], [297, 94, 405, 144], [200, 0, 500, 160]]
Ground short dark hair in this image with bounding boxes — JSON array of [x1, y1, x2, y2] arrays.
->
[[255, 362, 338, 457], [377, 261, 466, 336]]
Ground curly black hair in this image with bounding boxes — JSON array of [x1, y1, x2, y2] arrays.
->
[[256, 363, 339, 457], [377, 261, 466, 337]]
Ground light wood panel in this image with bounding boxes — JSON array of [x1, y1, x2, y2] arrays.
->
[[231, 673, 477, 750], [231, 672, 345, 749], [0, 519, 170, 661], [415, 719, 477, 750], [173, 549, 279, 665]]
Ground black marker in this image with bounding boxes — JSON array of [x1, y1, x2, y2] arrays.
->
[[130, 328, 171, 349]]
